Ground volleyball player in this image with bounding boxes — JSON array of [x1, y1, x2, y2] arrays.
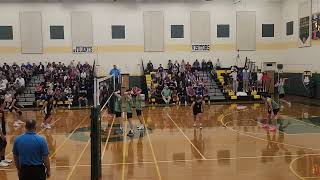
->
[[275, 78, 291, 107], [134, 88, 145, 131], [113, 90, 123, 133], [124, 89, 134, 137], [191, 96, 205, 129], [0, 98, 12, 167], [41, 96, 54, 129], [9, 93, 24, 127], [261, 94, 280, 131]]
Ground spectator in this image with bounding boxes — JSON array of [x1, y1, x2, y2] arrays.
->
[[161, 85, 172, 105], [186, 62, 192, 72], [242, 68, 250, 92], [180, 60, 186, 74], [157, 64, 164, 74], [193, 59, 200, 71], [207, 60, 213, 71], [78, 83, 88, 107], [15, 75, 25, 88], [230, 70, 238, 93], [0, 77, 8, 92], [201, 59, 207, 71], [38, 62, 45, 74], [168, 60, 173, 74], [146, 60, 154, 73], [109, 65, 120, 77], [13, 119, 51, 180], [215, 59, 221, 69], [80, 71, 87, 80]]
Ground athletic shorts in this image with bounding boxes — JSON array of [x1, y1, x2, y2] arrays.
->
[[193, 109, 202, 116], [44, 113, 51, 120], [0, 138, 7, 150], [127, 112, 133, 119], [268, 108, 279, 115], [115, 112, 122, 118], [279, 94, 285, 98], [136, 110, 142, 116]]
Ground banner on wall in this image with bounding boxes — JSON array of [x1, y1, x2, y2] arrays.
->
[[192, 44, 211, 52], [312, 13, 320, 40], [300, 16, 311, 44], [72, 46, 93, 53], [298, 1, 312, 47]]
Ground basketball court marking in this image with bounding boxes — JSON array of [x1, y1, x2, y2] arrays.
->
[[220, 112, 320, 151], [224, 119, 316, 136], [121, 117, 128, 180], [5, 117, 62, 159], [166, 113, 206, 160], [101, 116, 115, 159], [142, 114, 162, 180], [50, 115, 89, 158], [289, 154, 320, 180], [65, 137, 91, 180]]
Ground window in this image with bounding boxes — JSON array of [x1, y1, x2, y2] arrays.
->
[[217, 24, 230, 38], [287, 21, 294, 35], [262, 24, 274, 37], [50, 26, 64, 39], [0, 26, 13, 40], [171, 25, 184, 38], [112, 25, 125, 39]]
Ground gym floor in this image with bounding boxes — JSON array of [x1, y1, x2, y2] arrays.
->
[[1, 97, 320, 180]]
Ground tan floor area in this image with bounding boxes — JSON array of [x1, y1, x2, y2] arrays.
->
[[0, 101, 320, 180]]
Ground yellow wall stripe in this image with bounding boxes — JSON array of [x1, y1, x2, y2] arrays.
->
[[0, 41, 319, 54]]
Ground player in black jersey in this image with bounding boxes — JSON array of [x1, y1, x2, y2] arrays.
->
[[0, 98, 12, 167], [41, 96, 54, 129], [191, 96, 205, 129], [9, 93, 24, 127]]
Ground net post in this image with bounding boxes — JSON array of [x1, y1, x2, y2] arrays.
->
[[91, 106, 101, 180]]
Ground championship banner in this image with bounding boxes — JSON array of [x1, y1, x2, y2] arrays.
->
[[72, 46, 93, 53], [192, 44, 210, 52], [298, 1, 312, 47], [312, 13, 320, 40]]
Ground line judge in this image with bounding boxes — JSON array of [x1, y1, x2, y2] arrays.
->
[[13, 119, 51, 180]]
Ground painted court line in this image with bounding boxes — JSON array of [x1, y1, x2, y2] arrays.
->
[[142, 115, 162, 180], [289, 153, 320, 180], [50, 115, 89, 159], [65, 138, 91, 180], [121, 116, 128, 180], [166, 113, 206, 160], [220, 113, 320, 152], [5, 117, 62, 159], [101, 116, 115, 159]]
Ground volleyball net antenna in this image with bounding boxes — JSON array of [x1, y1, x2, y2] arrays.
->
[[91, 60, 120, 180]]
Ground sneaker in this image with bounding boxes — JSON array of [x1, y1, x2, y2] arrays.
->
[[127, 130, 134, 137], [41, 123, 46, 129], [261, 124, 269, 129], [269, 126, 277, 131], [13, 122, 20, 127], [288, 102, 292, 107], [137, 125, 145, 131], [119, 127, 124, 134], [17, 120, 25, 124], [3, 159, 12, 164], [199, 123, 203, 129], [0, 161, 9, 167], [193, 123, 197, 127], [46, 124, 52, 129]]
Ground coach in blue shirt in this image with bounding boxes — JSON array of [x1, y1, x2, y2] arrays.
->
[[109, 65, 120, 77], [13, 119, 51, 180]]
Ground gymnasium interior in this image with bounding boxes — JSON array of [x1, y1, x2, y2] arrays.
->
[[1, 0, 320, 179]]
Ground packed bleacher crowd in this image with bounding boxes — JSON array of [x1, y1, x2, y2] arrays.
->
[[145, 59, 216, 104], [35, 61, 93, 108], [0, 62, 34, 106], [218, 65, 270, 95]]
